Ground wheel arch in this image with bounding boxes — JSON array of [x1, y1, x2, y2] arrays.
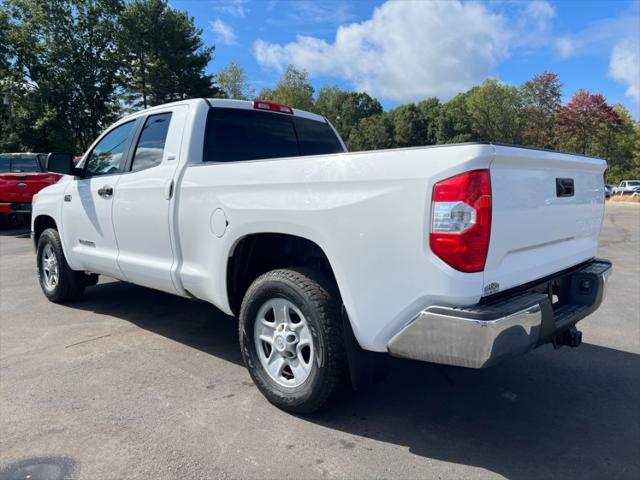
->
[[32, 215, 58, 250], [225, 232, 340, 316]]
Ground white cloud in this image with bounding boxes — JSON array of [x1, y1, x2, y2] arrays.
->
[[508, 0, 555, 50], [209, 18, 237, 46], [254, 0, 509, 102], [552, 13, 639, 59], [609, 37, 640, 103], [267, 1, 354, 27], [522, 0, 555, 36], [526, 0, 555, 20], [213, 0, 247, 17], [556, 36, 575, 58]]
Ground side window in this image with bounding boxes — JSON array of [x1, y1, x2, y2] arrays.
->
[[0, 156, 9, 173], [130, 113, 172, 172], [203, 108, 299, 162], [85, 121, 136, 177]]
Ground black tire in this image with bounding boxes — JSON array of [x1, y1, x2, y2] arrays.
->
[[37, 228, 85, 302], [239, 268, 346, 414]]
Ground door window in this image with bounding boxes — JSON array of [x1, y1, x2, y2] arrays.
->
[[85, 121, 136, 177], [130, 113, 172, 172]]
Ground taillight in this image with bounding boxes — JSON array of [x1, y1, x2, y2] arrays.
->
[[429, 169, 491, 273], [253, 100, 294, 114]]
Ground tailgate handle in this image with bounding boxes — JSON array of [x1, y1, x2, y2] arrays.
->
[[556, 178, 574, 197]]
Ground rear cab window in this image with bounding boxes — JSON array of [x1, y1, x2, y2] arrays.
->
[[203, 108, 344, 163], [0, 155, 46, 173], [294, 116, 344, 156]]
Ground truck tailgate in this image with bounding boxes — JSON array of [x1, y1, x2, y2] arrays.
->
[[0, 172, 61, 203], [483, 145, 606, 295]]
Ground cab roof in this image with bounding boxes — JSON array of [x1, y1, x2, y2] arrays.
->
[[119, 98, 327, 124]]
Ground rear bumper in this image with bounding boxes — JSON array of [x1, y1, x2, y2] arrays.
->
[[387, 258, 612, 368]]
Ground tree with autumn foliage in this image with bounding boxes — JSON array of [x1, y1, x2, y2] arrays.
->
[[520, 72, 562, 149], [555, 90, 639, 182], [555, 90, 620, 155]]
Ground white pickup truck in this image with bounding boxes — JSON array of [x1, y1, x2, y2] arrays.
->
[[613, 180, 640, 196], [33, 98, 611, 413]]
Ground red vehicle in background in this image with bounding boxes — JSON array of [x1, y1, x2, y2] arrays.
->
[[0, 153, 63, 227]]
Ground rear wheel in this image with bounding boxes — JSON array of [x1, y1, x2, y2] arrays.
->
[[37, 228, 85, 302], [239, 268, 346, 414]]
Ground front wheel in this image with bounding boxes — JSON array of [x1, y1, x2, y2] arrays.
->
[[37, 228, 85, 302], [239, 268, 346, 414]]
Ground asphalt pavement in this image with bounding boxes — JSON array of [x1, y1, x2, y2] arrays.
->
[[1, 203, 639, 480]]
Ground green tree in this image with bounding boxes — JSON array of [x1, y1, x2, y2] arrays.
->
[[600, 105, 637, 183], [347, 115, 393, 151], [0, 7, 14, 149], [217, 62, 255, 100], [417, 97, 441, 145], [387, 104, 426, 148], [3, 0, 123, 152], [118, 0, 218, 109], [313, 86, 382, 141], [436, 90, 476, 144], [629, 123, 640, 181], [0, 8, 10, 78], [259, 65, 314, 111], [467, 79, 524, 144]]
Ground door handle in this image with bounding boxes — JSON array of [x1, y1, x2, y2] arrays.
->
[[18, 183, 27, 188], [97, 185, 113, 198]]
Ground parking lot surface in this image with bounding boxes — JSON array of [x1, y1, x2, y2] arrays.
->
[[1, 203, 639, 480]]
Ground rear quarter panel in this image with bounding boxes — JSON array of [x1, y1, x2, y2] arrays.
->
[[176, 144, 494, 351]]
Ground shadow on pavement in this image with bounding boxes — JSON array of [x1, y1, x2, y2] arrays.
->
[[71, 280, 640, 480], [311, 343, 640, 479], [0, 228, 30, 238], [76, 280, 243, 367]]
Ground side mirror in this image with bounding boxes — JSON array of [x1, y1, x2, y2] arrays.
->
[[46, 153, 81, 176]]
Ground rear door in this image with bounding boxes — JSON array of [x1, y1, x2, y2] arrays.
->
[[61, 120, 138, 278], [112, 105, 188, 293], [483, 146, 606, 295]]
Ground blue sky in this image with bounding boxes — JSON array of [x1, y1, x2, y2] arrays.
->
[[173, 0, 640, 117]]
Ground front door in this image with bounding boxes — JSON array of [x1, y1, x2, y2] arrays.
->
[[61, 120, 138, 279]]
